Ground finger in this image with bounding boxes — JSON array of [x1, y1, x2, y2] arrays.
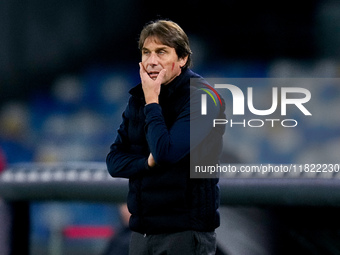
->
[[155, 69, 166, 83], [139, 62, 143, 74], [139, 64, 151, 85], [139, 62, 147, 77], [148, 153, 157, 168]]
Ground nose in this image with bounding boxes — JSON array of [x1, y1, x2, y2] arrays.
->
[[146, 52, 159, 67]]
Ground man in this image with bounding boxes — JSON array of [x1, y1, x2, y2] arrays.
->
[[106, 20, 225, 255]]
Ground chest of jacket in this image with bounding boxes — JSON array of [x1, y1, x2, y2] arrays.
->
[[126, 85, 189, 150]]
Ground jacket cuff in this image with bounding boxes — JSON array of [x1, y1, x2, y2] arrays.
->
[[144, 103, 162, 115], [144, 158, 151, 171]]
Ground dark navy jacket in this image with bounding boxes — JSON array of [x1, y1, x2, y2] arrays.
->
[[106, 68, 225, 235]]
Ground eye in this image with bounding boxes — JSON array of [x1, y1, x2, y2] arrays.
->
[[142, 49, 150, 55]]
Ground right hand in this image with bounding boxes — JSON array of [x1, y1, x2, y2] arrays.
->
[[148, 153, 157, 168]]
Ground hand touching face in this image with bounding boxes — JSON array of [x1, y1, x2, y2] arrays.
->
[[139, 62, 166, 104]]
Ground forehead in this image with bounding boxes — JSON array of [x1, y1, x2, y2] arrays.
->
[[143, 36, 172, 49]]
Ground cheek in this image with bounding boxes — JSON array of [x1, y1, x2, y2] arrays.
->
[[172, 62, 175, 71]]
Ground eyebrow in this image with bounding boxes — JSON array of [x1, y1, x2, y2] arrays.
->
[[142, 46, 170, 52]]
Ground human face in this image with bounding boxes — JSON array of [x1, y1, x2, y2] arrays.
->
[[141, 36, 188, 85]]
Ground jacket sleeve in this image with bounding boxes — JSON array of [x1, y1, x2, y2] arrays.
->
[[106, 104, 149, 179], [144, 88, 220, 165]]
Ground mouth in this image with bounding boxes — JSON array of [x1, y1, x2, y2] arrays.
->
[[148, 71, 160, 80]]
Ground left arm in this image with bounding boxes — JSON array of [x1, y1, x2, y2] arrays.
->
[[144, 89, 220, 165], [140, 63, 220, 166]]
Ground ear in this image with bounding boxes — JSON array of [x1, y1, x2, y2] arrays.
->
[[178, 55, 188, 68]]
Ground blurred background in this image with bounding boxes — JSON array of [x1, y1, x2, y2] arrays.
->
[[1, 0, 340, 254]]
